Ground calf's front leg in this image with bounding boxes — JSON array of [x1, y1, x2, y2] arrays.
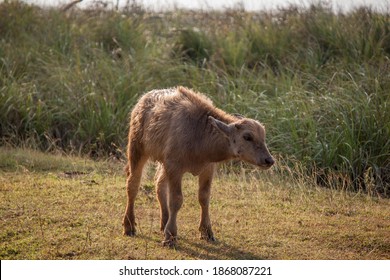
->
[[155, 164, 169, 232], [162, 172, 184, 247]]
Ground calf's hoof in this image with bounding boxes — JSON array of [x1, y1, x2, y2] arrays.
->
[[200, 234, 216, 242], [123, 218, 137, 236], [123, 227, 136, 236], [202, 235, 216, 242], [162, 236, 177, 248], [124, 231, 136, 236], [200, 228, 216, 242]]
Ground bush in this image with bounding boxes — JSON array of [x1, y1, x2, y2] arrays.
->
[[173, 29, 213, 65]]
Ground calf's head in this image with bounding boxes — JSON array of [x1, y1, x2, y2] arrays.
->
[[209, 116, 274, 169]]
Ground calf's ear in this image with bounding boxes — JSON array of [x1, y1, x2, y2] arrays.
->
[[208, 116, 232, 138]]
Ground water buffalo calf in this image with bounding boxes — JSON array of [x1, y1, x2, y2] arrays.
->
[[123, 86, 274, 247]]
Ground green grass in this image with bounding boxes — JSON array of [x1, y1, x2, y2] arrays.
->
[[0, 2, 389, 193], [1, 148, 389, 259]]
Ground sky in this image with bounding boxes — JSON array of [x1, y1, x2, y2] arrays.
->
[[19, 0, 390, 12]]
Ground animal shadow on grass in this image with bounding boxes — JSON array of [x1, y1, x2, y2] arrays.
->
[[133, 234, 266, 260], [179, 237, 266, 260]]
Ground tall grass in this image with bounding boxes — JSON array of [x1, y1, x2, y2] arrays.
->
[[0, 1, 389, 195]]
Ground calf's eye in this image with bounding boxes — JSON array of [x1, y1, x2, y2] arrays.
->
[[243, 133, 253, 142]]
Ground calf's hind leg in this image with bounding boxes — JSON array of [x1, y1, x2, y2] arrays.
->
[[123, 145, 147, 236], [198, 164, 216, 241]]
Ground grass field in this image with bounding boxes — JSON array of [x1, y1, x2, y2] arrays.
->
[[1, 148, 389, 259]]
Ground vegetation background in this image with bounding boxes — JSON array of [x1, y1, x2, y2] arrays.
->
[[0, 0, 389, 259]]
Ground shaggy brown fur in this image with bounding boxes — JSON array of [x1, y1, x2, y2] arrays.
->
[[123, 86, 274, 247]]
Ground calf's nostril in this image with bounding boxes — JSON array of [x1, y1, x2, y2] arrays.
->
[[265, 157, 275, 165]]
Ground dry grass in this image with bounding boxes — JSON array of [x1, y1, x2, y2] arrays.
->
[[0, 148, 389, 259]]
